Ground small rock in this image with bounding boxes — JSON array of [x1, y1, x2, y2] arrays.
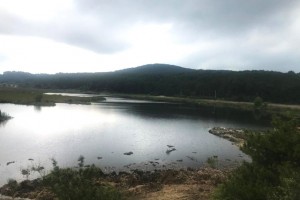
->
[[97, 157, 103, 159], [186, 156, 197, 162], [6, 161, 15, 166], [124, 151, 133, 155], [166, 148, 176, 154]]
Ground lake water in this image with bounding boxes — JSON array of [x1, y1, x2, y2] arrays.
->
[[0, 96, 268, 186]]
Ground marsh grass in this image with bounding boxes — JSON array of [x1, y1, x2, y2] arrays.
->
[[43, 157, 121, 200], [206, 156, 219, 169], [0, 87, 105, 106], [3, 157, 121, 200]]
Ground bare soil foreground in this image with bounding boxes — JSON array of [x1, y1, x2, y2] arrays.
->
[[0, 168, 229, 200]]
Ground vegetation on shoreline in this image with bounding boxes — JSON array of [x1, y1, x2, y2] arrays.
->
[[42, 157, 121, 200], [1, 157, 121, 200], [116, 94, 300, 115], [0, 109, 11, 122], [1, 85, 299, 118], [213, 116, 300, 200], [0, 87, 105, 106], [0, 163, 228, 200]]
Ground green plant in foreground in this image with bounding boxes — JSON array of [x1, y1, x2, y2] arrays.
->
[[213, 116, 300, 200], [43, 157, 121, 200], [6, 179, 18, 191], [207, 156, 218, 169]]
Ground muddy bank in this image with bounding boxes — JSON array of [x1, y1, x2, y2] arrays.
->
[[0, 167, 229, 200]]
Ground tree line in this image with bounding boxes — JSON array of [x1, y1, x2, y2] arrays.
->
[[1, 64, 300, 104]]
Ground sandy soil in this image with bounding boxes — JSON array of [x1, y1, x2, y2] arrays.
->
[[120, 168, 228, 200]]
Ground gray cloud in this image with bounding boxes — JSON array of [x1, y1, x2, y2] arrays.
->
[[74, 0, 298, 35], [0, 5, 130, 53], [0, 9, 27, 34], [1, 0, 300, 71]]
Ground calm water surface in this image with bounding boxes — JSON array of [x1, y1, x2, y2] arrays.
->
[[0, 96, 268, 186]]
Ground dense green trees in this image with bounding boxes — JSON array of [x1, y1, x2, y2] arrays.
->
[[1, 64, 300, 104], [214, 117, 300, 200]]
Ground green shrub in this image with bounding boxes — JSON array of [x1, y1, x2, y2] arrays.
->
[[43, 157, 121, 200], [214, 117, 300, 200], [35, 94, 43, 102], [207, 156, 218, 169]]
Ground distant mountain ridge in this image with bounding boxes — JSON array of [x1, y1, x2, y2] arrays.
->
[[115, 64, 195, 75], [1, 63, 300, 104]]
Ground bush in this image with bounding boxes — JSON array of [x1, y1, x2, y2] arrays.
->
[[43, 157, 121, 200], [35, 94, 43, 102], [207, 156, 218, 169], [214, 117, 300, 200], [253, 96, 267, 111]]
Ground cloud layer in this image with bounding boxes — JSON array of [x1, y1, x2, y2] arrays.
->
[[0, 0, 300, 73]]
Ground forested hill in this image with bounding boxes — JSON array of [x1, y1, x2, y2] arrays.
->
[[1, 64, 300, 104], [115, 64, 194, 75]]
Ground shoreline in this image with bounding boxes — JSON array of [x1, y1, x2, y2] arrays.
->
[[115, 94, 300, 115], [0, 87, 106, 106], [2, 86, 300, 114], [0, 125, 250, 199], [209, 127, 249, 147], [0, 153, 244, 187], [0, 166, 231, 200]]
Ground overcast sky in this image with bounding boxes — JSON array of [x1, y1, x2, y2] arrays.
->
[[0, 0, 300, 74]]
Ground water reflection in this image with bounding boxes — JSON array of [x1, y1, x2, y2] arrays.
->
[[99, 99, 270, 128], [34, 105, 42, 112], [0, 99, 268, 186], [0, 119, 9, 127]]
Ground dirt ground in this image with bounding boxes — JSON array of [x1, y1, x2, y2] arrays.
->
[[119, 168, 228, 200]]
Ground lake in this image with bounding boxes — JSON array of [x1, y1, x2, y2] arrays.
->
[[0, 96, 268, 186]]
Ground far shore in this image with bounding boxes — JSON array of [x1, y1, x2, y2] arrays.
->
[[1, 86, 300, 116], [115, 93, 300, 115], [0, 87, 105, 106]]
